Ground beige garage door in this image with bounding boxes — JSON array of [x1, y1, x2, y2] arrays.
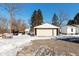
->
[[36, 29, 53, 36]]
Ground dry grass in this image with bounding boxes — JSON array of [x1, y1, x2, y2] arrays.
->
[[16, 39, 79, 56]]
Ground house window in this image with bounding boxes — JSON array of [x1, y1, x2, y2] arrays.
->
[[71, 28, 73, 32]]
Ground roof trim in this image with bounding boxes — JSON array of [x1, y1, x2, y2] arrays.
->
[[34, 23, 59, 28]]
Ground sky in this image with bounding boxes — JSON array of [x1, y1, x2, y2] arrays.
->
[[0, 3, 79, 25]]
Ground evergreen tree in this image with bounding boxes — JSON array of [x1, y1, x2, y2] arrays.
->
[[74, 13, 79, 24], [30, 9, 43, 32], [67, 13, 79, 25], [52, 13, 59, 26], [67, 20, 75, 25], [38, 9, 43, 25], [30, 10, 36, 32]]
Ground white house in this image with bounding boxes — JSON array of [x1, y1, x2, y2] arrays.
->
[[25, 28, 30, 34], [61, 25, 77, 35], [74, 25, 79, 34], [34, 23, 60, 36]]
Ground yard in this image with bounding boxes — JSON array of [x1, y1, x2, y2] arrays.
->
[[0, 35, 32, 56], [17, 39, 79, 56], [0, 34, 79, 56], [0, 34, 56, 56]]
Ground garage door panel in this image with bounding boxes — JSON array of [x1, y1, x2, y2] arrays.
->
[[37, 29, 52, 36]]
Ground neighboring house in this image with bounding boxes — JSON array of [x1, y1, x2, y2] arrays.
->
[[25, 28, 30, 34], [61, 25, 77, 35], [75, 25, 79, 34], [34, 23, 60, 36]]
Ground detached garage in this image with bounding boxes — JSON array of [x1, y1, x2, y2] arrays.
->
[[34, 23, 60, 36]]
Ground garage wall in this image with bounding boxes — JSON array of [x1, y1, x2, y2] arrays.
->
[[53, 29, 57, 36]]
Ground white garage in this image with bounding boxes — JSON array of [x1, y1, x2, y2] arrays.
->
[[34, 23, 59, 36]]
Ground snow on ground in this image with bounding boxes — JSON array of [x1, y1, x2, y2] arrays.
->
[[0, 34, 57, 56], [0, 35, 34, 56], [0, 34, 79, 56], [56, 34, 79, 39]]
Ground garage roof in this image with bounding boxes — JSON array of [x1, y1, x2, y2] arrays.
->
[[34, 23, 59, 28]]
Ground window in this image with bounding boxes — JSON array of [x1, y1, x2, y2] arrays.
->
[[71, 28, 73, 32]]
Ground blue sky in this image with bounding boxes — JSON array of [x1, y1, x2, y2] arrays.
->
[[0, 3, 79, 25]]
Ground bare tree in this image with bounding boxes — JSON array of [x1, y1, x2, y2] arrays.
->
[[58, 9, 68, 27], [9, 17, 16, 33], [0, 17, 7, 34], [3, 4, 19, 18], [3, 3, 20, 33], [17, 19, 26, 34]]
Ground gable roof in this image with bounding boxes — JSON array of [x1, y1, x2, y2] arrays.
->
[[66, 25, 76, 27], [61, 25, 76, 29], [34, 23, 59, 28]]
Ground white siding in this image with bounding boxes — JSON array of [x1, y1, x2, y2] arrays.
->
[[77, 28, 79, 34], [76, 25, 79, 34], [61, 26, 76, 35], [67, 26, 76, 35]]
